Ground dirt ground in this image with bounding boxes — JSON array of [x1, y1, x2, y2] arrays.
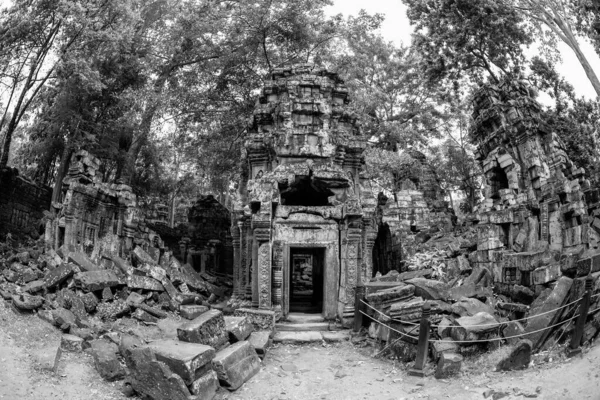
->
[[1, 299, 599, 400]]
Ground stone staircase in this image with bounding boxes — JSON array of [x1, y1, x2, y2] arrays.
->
[[273, 313, 349, 344]]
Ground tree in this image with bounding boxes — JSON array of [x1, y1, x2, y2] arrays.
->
[[403, 0, 533, 84]]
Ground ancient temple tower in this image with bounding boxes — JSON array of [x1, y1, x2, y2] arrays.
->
[[469, 79, 600, 295], [231, 64, 377, 324]]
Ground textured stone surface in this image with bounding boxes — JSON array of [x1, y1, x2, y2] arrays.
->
[[73, 270, 121, 292], [68, 252, 100, 272], [211, 341, 261, 391], [451, 312, 500, 342], [60, 334, 84, 352], [52, 308, 76, 330], [496, 339, 532, 371], [224, 316, 253, 343], [90, 340, 125, 381], [435, 352, 462, 379], [247, 331, 272, 358], [127, 274, 164, 291], [43, 264, 74, 289], [32, 344, 62, 373], [431, 340, 459, 361], [233, 308, 276, 332], [146, 339, 215, 385], [180, 305, 209, 320], [177, 309, 228, 349], [189, 370, 219, 398]]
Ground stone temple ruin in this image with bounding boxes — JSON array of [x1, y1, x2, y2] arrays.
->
[[230, 64, 379, 324]]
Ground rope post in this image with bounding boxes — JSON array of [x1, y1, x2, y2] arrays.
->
[[567, 274, 594, 357], [354, 283, 365, 333], [409, 303, 431, 377]]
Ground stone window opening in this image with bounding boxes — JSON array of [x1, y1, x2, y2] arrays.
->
[[279, 174, 334, 207], [500, 223, 510, 247], [490, 166, 509, 199]]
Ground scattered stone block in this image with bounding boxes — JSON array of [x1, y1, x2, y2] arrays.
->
[[125, 347, 198, 400], [497, 302, 529, 313], [211, 341, 261, 391], [70, 297, 88, 321], [437, 316, 453, 338], [32, 344, 62, 373], [431, 340, 459, 361], [44, 264, 74, 289], [532, 264, 562, 285], [22, 279, 45, 294], [178, 310, 228, 349], [38, 309, 55, 325], [132, 247, 157, 267], [496, 339, 532, 371], [96, 299, 130, 320], [451, 312, 500, 342], [70, 326, 94, 341], [52, 308, 76, 330], [90, 339, 125, 381], [435, 352, 462, 379], [110, 255, 133, 275], [127, 274, 164, 291], [61, 334, 84, 352], [248, 331, 272, 359], [146, 339, 216, 385], [132, 308, 159, 324], [189, 370, 219, 399], [134, 303, 168, 319], [180, 305, 209, 320], [445, 284, 493, 302], [405, 278, 448, 300], [233, 308, 276, 331], [68, 252, 101, 271], [12, 293, 43, 310], [73, 270, 121, 292], [224, 316, 253, 343], [125, 291, 145, 305], [81, 292, 99, 312], [451, 297, 494, 317], [390, 339, 418, 362], [365, 283, 415, 304]]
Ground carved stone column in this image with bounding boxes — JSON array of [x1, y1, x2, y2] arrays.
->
[[272, 240, 284, 313], [341, 227, 363, 322], [363, 227, 377, 283], [231, 223, 241, 297], [254, 228, 271, 309]]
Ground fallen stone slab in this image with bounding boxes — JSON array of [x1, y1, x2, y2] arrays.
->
[[22, 280, 45, 294], [38, 309, 55, 325], [497, 302, 529, 313], [524, 276, 573, 350], [397, 269, 433, 281], [444, 284, 493, 302], [96, 299, 130, 320], [273, 331, 323, 344], [365, 283, 415, 304], [532, 264, 562, 285], [248, 331, 272, 359], [451, 297, 495, 317], [435, 352, 463, 379], [81, 292, 99, 312], [44, 264, 74, 289], [180, 305, 209, 320], [52, 308, 76, 330], [451, 312, 501, 342], [431, 340, 459, 361], [110, 255, 133, 275], [224, 316, 253, 343], [127, 274, 164, 291], [68, 252, 101, 271], [61, 334, 84, 352], [146, 339, 216, 385], [134, 303, 168, 319], [211, 341, 261, 391], [189, 370, 219, 399], [405, 278, 447, 300], [90, 339, 125, 381], [496, 339, 532, 371], [132, 308, 159, 324], [12, 293, 43, 310], [132, 247, 157, 267], [125, 292, 145, 305], [70, 326, 94, 341], [233, 308, 276, 331], [73, 270, 121, 292], [32, 344, 62, 373], [125, 346, 199, 400], [177, 309, 228, 349]]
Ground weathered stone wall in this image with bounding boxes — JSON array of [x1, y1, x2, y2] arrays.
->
[[0, 168, 51, 240], [469, 79, 600, 296]]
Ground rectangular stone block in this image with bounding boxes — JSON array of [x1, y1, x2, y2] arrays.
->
[[224, 316, 254, 343], [146, 339, 215, 385], [532, 264, 562, 285], [211, 341, 261, 391], [177, 309, 229, 349], [132, 247, 157, 266], [180, 305, 209, 320], [73, 270, 122, 292], [44, 264, 74, 289], [233, 308, 276, 331], [127, 274, 164, 291], [189, 370, 219, 398], [247, 331, 272, 359], [68, 252, 101, 271]]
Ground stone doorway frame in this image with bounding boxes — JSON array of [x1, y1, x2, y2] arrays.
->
[[282, 243, 338, 320]]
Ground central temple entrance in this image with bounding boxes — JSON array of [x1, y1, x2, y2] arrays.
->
[[289, 247, 324, 314]]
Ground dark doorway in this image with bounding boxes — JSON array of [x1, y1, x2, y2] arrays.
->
[[289, 247, 324, 313], [372, 223, 397, 277]]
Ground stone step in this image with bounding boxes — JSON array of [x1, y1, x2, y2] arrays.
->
[[286, 313, 325, 324], [273, 330, 349, 344], [275, 322, 331, 332]]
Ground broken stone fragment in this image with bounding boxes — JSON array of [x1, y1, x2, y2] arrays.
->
[[73, 270, 121, 292], [90, 339, 125, 381], [133, 308, 159, 324], [365, 283, 415, 304], [127, 274, 164, 291], [433, 352, 462, 379], [70, 326, 94, 341], [451, 312, 501, 342], [124, 346, 199, 400], [32, 344, 62, 373], [437, 316, 454, 338], [180, 305, 209, 320], [211, 341, 261, 391], [224, 316, 254, 343], [61, 334, 84, 352], [132, 247, 157, 267], [146, 339, 216, 385], [22, 279, 45, 294], [38, 309, 55, 325], [134, 303, 168, 319], [125, 292, 145, 305], [247, 331, 272, 359], [189, 370, 219, 399], [52, 308, 77, 330], [96, 299, 130, 321], [496, 339, 532, 371], [233, 308, 276, 331], [431, 340, 459, 361], [405, 278, 447, 300], [177, 310, 229, 349], [445, 284, 493, 302], [43, 264, 74, 289], [12, 293, 43, 310], [68, 252, 101, 271], [389, 339, 418, 362], [110, 255, 133, 275], [70, 297, 88, 321], [497, 302, 529, 313], [451, 297, 495, 317]]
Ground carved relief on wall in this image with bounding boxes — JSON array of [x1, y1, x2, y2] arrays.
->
[[258, 242, 272, 309]]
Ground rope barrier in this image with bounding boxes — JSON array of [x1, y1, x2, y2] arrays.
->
[[591, 292, 600, 300], [361, 294, 584, 330], [359, 310, 419, 341]]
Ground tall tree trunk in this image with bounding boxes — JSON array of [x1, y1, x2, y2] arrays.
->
[[563, 26, 600, 98]]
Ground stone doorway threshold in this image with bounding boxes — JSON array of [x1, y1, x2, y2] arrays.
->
[[274, 312, 349, 344]]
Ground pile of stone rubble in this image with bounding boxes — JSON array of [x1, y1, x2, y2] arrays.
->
[[365, 229, 600, 378], [0, 241, 274, 399]]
